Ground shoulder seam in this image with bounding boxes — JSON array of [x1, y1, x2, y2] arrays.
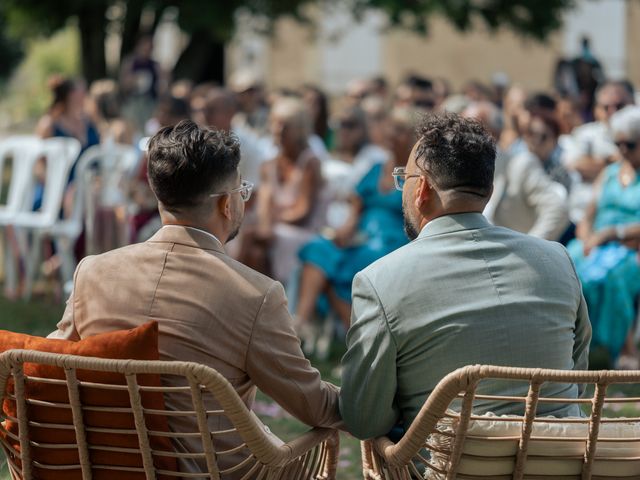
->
[[146, 244, 173, 319], [359, 271, 398, 350]]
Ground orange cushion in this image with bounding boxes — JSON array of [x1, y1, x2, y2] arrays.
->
[[0, 321, 178, 479]]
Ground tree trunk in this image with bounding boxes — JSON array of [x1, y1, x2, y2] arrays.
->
[[78, 5, 107, 84], [172, 29, 225, 85], [119, 0, 145, 62]]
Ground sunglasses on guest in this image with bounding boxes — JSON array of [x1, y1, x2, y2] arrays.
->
[[615, 140, 638, 151], [599, 102, 627, 113]]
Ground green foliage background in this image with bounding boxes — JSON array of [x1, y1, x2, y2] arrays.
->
[[0, 26, 80, 130]]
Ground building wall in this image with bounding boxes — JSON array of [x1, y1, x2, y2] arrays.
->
[[562, 0, 626, 79], [627, 0, 640, 88], [226, 1, 635, 94], [381, 19, 563, 92]]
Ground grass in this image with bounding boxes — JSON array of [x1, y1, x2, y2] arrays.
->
[[0, 296, 639, 480]]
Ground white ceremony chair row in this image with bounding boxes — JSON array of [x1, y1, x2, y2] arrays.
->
[[0, 137, 80, 298], [0, 136, 140, 299]]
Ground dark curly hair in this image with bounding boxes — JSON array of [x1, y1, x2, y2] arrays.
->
[[147, 119, 240, 210], [415, 112, 495, 197]]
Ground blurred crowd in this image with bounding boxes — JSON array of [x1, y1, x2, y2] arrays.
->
[[20, 35, 640, 366]]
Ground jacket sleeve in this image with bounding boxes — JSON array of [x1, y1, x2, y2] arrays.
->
[[47, 257, 89, 340], [245, 282, 342, 429], [519, 154, 570, 240], [559, 244, 592, 396], [340, 271, 399, 439], [573, 293, 591, 374]]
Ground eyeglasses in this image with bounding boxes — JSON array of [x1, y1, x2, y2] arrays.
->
[[615, 140, 638, 151], [599, 102, 627, 113], [209, 180, 254, 202], [392, 166, 422, 191]]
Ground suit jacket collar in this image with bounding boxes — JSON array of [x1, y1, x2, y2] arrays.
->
[[148, 225, 225, 253], [418, 212, 491, 239]]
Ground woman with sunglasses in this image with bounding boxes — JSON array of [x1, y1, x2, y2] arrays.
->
[[568, 105, 640, 368]]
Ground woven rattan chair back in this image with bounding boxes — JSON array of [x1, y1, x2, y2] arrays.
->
[[362, 365, 640, 480], [0, 349, 338, 480]]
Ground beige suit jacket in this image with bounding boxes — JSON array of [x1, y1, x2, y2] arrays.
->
[[50, 225, 341, 474]]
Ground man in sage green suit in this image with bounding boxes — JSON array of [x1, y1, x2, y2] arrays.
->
[[340, 113, 591, 440]]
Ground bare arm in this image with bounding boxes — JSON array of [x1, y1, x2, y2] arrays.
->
[[333, 195, 363, 247], [277, 157, 322, 225], [35, 115, 54, 138], [575, 170, 606, 241]]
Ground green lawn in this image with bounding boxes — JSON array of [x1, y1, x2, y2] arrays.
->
[[0, 297, 639, 480]]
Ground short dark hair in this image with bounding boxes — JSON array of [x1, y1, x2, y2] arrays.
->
[[525, 93, 557, 113], [415, 112, 495, 197], [147, 119, 240, 210], [405, 74, 433, 91]]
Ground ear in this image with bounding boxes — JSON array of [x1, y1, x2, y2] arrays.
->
[[413, 176, 431, 210], [217, 195, 232, 220]]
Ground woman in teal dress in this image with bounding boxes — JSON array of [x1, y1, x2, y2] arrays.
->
[[294, 108, 418, 329], [568, 106, 640, 364]]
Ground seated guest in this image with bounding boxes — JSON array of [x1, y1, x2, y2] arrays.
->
[[524, 112, 576, 244], [468, 101, 570, 241], [568, 105, 640, 368], [340, 112, 591, 440], [564, 81, 634, 182], [35, 76, 101, 210], [323, 105, 389, 222], [361, 96, 392, 152], [525, 113, 573, 194], [241, 97, 324, 283], [301, 84, 333, 149], [295, 108, 415, 330], [49, 120, 341, 472]]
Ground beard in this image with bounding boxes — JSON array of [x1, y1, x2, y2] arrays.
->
[[225, 212, 243, 244], [402, 205, 420, 240], [226, 226, 240, 243]]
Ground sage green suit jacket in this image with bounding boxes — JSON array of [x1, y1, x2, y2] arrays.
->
[[340, 213, 591, 439]]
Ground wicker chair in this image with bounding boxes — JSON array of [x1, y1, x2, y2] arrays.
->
[[0, 349, 339, 479], [361, 365, 640, 480]]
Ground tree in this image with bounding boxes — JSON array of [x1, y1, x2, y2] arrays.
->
[[2, 0, 575, 85]]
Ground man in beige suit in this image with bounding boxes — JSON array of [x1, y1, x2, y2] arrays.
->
[[49, 120, 341, 473]]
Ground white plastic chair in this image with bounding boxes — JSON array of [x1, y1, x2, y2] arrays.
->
[[68, 143, 140, 279], [0, 136, 45, 296], [0, 136, 44, 216], [10, 137, 81, 299]]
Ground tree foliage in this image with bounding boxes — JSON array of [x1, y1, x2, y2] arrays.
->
[[1, 0, 575, 84], [354, 0, 575, 40]]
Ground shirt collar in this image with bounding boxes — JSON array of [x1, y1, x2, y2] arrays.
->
[[169, 225, 222, 246], [148, 224, 225, 253], [417, 212, 491, 239]]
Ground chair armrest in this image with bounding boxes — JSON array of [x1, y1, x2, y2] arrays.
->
[[280, 428, 340, 463], [361, 436, 399, 479]]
